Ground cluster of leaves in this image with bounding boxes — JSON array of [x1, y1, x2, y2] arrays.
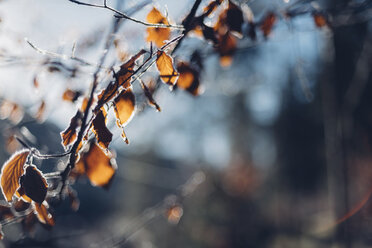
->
[[0, 0, 332, 240]]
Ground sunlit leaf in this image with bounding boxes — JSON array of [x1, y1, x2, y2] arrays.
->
[[92, 110, 112, 150], [76, 143, 116, 188], [203, 0, 223, 17], [33, 201, 55, 226], [0, 150, 30, 202], [146, 7, 171, 48], [61, 110, 82, 147], [176, 62, 201, 96], [260, 12, 276, 38], [97, 82, 118, 107], [156, 51, 179, 86], [19, 165, 48, 204], [115, 49, 146, 89], [114, 88, 135, 127]]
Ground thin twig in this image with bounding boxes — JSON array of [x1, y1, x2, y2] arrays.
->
[[68, 0, 184, 30]]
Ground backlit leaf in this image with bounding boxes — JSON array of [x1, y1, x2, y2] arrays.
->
[[176, 62, 201, 96], [0, 150, 30, 202], [203, 0, 223, 17], [156, 51, 179, 86], [114, 88, 135, 127], [62, 89, 81, 102], [19, 165, 48, 204], [92, 110, 112, 150], [218, 32, 237, 67], [146, 7, 171, 48], [76, 143, 116, 188], [61, 110, 82, 147], [115, 49, 146, 89]]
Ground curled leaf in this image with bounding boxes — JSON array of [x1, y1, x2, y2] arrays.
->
[[156, 51, 179, 86], [19, 165, 48, 204], [114, 88, 135, 127], [61, 110, 82, 147], [92, 110, 112, 150], [0, 150, 30, 202], [146, 7, 170, 47], [115, 49, 146, 89]]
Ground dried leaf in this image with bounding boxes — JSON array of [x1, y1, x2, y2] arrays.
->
[[33, 201, 55, 226], [33, 76, 39, 88], [226, 0, 244, 34], [146, 7, 171, 47], [0, 150, 30, 202], [313, 12, 327, 28], [114, 88, 136, 127], [203, 0, 223, 17], [14, 199, 31, 212], [5, 135, 21, 154], [77, 143, 116, 188], [140, 80, 161, 111], [0, 204, 13, 221], [176, 62, 201, 96], [19, 166, 48, 204], [92, 110, 112, 150], [156, 51, 179, 86], [260, 12, 276, 38], [115, 50, 146, 89], [97, 82, 118, 107], [61, 110, 82, 147]]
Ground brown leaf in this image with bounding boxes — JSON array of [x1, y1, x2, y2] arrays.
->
[[33, 201, 55, 226], [115, 49, 146, 89], [61, 110, 82, 147], [114, 88, 136, 127], [140, 80, 161, 111], [76, 143, 116, 188], [5, 135, 21, 154], [176, 62, 201, 96], [0, 204, 13, 221], [156, 51, 179, 86], [260, 12, 276, 38], [35, 100, 46, 122], [0, 150, 30, 202], [203, 0, 223, 17], [14, 199, 31, 212], [19, 165, 48, 204], [92, 110, 112, 150], [146, 7, 171, 48], [226, 0, 244, 34], [97, 82, 118, 108], [33, 76, 39, 88], [62, 89, 81, 102], [313, 12, 327, 28]]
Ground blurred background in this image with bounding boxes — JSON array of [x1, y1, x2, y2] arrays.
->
[[0, 0, 372, 247]]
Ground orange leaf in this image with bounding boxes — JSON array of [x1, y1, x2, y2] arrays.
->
[[97, 82, 118, 107], [33, 201, 55, 226], [115, 49, 146, 89], [61, 110, 82, 147], [146, 7, 170, 47], [77, 143, 116, 188], [176, 62, 201, 96], [156, 51, 179, 86], [114, 88, 135, 127], [260, 12, 276, 38], [19, 166, 48, 204], [203, 0, 223, 17], [92, 110, 112, 150], [0, 150, 30, 202]]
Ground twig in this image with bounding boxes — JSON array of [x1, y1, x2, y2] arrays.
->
[[68, 0, 184, 30]]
